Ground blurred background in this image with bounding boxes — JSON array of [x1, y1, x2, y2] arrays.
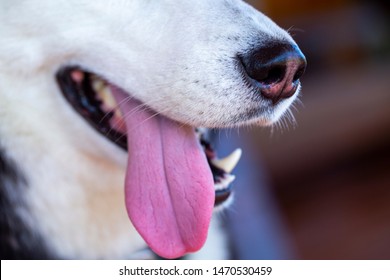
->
[[218, 0, 390, 259]]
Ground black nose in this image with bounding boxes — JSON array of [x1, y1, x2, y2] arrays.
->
[[240, 42, 307, 104]]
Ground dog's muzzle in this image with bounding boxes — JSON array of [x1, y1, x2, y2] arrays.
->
[[56, 67, 241, 208]]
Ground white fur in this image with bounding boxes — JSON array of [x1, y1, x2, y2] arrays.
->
[[0, 0, 299, 259]]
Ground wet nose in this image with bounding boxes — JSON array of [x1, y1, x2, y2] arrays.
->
[[240, 42, 307, 104]]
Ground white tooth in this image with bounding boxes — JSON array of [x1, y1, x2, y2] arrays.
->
[[214, 182, 223, 191], [214, 174, 236, 191], [92, 77, 105, 92], [195, 127, 207, 139], [223, 174, 236, 186], [100, 86, 117, 108], [212, 148, 242, 173]]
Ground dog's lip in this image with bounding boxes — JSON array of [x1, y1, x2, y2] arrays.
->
[[56, 67, 128, 149], [55, 66, 239, 206]]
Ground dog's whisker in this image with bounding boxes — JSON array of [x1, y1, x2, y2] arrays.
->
[[273, 117, 284, 134], [104, 97, 176, 138], [98, 79, 194, 128], [112, 105, 174, 145], [294, 96, 304, 108], [286, 25, 305, 37], [103, 101, 149, 138], [98, 93, 135, 124], [285, 108, 297, 128]]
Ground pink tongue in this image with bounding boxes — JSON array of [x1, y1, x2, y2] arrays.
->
[[111, 87, 215, 259]]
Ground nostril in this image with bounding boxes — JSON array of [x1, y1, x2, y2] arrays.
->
[[293, 63, 306, 83], [255, 65, 286, 85], [240, 41, 306, 103]]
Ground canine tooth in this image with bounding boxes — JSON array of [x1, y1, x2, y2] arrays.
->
[[212, 148, 242, 173], [92, 78, 105, 92]]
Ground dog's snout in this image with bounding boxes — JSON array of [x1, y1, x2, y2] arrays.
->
[[241, 42, 306, 104]]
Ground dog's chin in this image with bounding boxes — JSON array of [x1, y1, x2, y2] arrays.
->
[[244, 99, 298, 127], [56, 66, 241, 210]]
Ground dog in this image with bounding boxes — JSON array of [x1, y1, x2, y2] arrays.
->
[[0, 0, 306, 259]]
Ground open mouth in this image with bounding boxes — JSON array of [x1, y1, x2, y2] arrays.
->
[[56, 67, 241, 258]]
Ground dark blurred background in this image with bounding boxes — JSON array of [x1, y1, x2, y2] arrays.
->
[[219, 0, 390, 259]]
